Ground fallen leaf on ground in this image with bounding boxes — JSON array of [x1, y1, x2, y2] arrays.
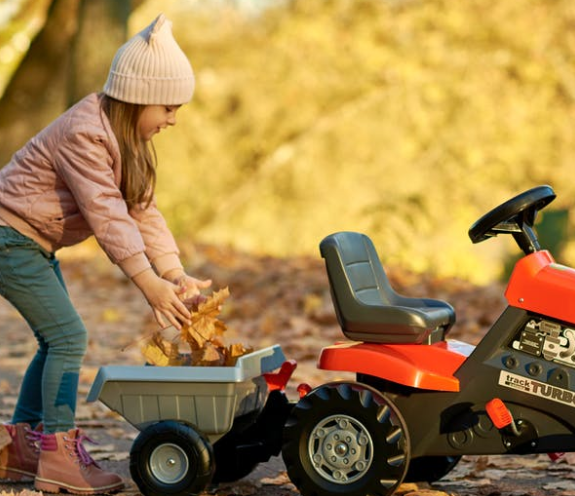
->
[[0, 491, 43, 496], [260, 472, 292, 485], [404, 491, 455, 496]]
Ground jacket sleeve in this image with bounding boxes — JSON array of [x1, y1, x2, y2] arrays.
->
[[129, 198, 184, 278], [53, 125, 152, 278]]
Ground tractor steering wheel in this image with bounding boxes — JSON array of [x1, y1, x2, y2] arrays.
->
[[468, 185, 556, 254]]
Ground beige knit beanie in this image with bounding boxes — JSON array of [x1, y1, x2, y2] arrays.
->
[[103, 13, 194, 105]]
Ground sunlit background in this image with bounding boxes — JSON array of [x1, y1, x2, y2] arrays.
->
[[1, 0, 575, 284]]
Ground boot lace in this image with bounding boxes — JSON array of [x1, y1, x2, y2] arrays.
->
[[66, 433, 100, 468], [25, 428, 42, 453]]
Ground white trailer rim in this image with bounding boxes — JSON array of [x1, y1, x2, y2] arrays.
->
[[150, 442, 189, 484]]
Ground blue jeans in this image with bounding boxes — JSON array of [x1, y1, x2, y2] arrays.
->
[[0, 226, 87, 433]]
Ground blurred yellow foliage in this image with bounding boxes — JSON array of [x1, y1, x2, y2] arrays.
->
[[132, 0, 575, 283]]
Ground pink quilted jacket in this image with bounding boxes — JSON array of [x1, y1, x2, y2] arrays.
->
[[0, 93, 183, 278]]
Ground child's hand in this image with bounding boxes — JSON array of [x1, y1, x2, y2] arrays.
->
[[132, 268, 193, 329], [173, 274, 212, 310]]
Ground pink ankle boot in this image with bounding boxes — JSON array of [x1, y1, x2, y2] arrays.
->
[[0, 422, 42, 481], [34, 428, 123, 494]]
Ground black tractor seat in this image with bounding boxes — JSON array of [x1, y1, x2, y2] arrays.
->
[[320, 231, 456, 344]]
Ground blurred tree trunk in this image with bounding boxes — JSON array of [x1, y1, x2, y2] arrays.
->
[[0, 0, 80, 164], [0, 0, 136, 165], [67, 0, 131, 106]]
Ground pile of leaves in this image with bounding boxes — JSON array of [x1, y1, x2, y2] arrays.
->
[[140, 287, 253, 367]]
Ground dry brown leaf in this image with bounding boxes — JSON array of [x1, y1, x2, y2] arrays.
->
[[211, 333, 226, 349], [197, 342, 226, 366], [198, 287, 230, 317], [395, 483, 419, 495], [181, 322, 209, 349], [260, 471, 292, 485], [0, 491, 43, 496], [403, 491, 454, 496], [182, 287, 230, 348], [0, 380, 12, 395], [225, 343, 254, 366], [141, 342, 172, 366], [0, 425, 11, 451], [141, 331, 182, 366]]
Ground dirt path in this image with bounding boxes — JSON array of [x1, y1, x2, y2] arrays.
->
[[2, 248, 575, 496]]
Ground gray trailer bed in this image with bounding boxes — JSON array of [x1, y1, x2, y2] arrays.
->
[[87, 344, 286, 442]]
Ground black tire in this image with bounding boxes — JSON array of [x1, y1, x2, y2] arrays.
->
[[129, 420, 215, 496], [404, 455, 461, 483], [282, 382, 410, 496]]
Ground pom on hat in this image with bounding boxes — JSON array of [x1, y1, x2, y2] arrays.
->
[[103, 13, 195, 105]]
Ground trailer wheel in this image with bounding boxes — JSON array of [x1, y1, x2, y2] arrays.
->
[[404, 455, 461, 483], [282, 382, 409, 496], [130, 420, 214, 496]]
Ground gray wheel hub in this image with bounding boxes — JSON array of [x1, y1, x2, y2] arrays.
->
[[150, 442, 189, 484], [308, 414, 374, 484]]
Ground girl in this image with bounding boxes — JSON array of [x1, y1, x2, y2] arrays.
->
[[0, 13, 210, 493]]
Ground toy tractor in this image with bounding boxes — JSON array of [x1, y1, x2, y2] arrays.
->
[[282, 185, 575, 496], [90, 185, 574, 496]]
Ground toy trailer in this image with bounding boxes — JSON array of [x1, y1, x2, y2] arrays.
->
[[87, 345, 294, 496]]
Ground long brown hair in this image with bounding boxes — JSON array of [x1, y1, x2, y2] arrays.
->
[[100, 94, 157, 209]]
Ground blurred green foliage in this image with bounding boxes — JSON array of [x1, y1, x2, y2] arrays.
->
[[6, 0, 575, 283]]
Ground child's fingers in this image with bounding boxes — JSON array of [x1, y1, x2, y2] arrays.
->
[[154, 309, 167, 329], [196, 278, 212, 289]]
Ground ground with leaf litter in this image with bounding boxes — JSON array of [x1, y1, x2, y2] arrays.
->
[[1, 244, 575, 496]]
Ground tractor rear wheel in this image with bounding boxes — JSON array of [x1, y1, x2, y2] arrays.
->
[[282, 382, 410, 496]]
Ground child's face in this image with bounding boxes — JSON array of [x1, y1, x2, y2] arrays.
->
[[138, 105, 181, 141]]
